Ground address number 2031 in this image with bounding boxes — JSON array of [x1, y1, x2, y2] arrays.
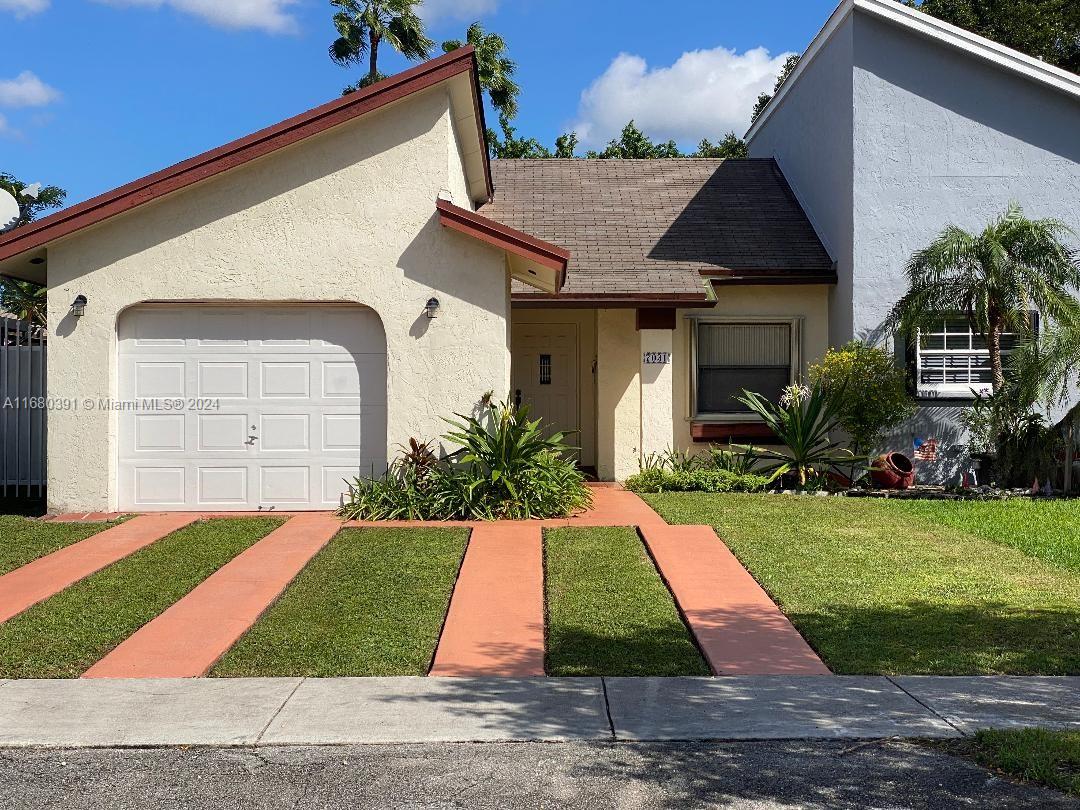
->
[[643, 352, 671, 365]]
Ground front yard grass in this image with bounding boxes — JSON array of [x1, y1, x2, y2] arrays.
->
[[642, 493, 1080, 675], [212, 528, 468, 677], [0, 518, 280, 678], [544, 527, 710, 676], [0, 515, 126, 577], [938, 729, 1080, 798]]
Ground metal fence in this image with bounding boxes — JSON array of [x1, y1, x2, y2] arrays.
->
[[0, 317, 46, 498]]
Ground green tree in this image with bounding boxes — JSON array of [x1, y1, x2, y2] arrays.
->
[[809, 341, 916, 461], [0, 172, 66, 229], [1, 173, 65, 326], [885, 203, 1080, 393], [442, 22, 520, 120], [554, 132, 579, 159], [693, 132, 748, 158], [487, 115, 553, 159], [329, 0, 433, 93], [750, 54, 801, 125], [588, 121, 682, 159], [905, 0, 1080, 73]]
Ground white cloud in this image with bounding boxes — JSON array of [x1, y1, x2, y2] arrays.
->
[[571, 46, 795, 147], [0, 71, 61, 108], [0, 0, 49, 18], [96, 0, 300, 34], [419, 0, 499, 23]]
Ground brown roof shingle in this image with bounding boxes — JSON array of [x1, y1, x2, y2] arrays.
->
[[482, 158, 835, 303]]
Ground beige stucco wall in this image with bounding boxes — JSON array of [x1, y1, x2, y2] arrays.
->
[[510, 308, 597, 467], [44, 86, 509, 513], [673, 286, 831, 452], [590, 287, 830, 481]]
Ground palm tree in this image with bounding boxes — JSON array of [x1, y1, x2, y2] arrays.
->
[[442, 22, 519, 120], [0, 279, 46, 327], [886, 203, 1080, 392], [329, 0, 433, 92]]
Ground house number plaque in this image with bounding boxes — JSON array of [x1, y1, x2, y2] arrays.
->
[[643, 352, 671, 365]]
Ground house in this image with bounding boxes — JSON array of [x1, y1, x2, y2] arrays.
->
[[1, 0, 1077, 513], [0, 46, 836, 513], [747, 0, 1080, 477]]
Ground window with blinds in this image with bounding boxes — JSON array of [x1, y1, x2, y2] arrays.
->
[[695, 322, 793, 414], [916, 317, 1019, 397]]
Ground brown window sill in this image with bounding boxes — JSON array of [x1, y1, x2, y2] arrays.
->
[[690, 421, 780, 444]]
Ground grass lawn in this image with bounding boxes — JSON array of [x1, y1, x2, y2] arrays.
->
[[939, 729, 1080, 798], [643, 493, 1080, 675], [0, 515, 126, 577], [212, 528, 468, 677], [892, 499, 1080, 573], [0, 518, 280, 678], [544, 527, 710, 677]]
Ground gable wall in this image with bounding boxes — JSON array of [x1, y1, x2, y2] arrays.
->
[[44, 87, 509, 512]]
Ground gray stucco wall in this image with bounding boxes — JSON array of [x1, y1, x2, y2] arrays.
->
[[747, 15, 853, 344], [852, 13, 1080, 479]]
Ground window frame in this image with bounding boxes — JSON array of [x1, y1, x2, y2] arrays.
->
[[913, 315, 1030, 400], [688, 315, 803, 422]]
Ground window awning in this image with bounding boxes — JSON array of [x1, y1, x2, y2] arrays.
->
[[435, 198, 569, 294]]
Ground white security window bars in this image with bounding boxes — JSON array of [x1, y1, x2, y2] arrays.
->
[[915, 317, 1019, 398], [695, 322, 794, 415]]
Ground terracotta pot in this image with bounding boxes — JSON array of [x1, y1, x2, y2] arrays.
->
[[871, 452, 915, 490]]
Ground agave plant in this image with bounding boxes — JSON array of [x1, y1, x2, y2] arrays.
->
[[736, 383, 854, 488]]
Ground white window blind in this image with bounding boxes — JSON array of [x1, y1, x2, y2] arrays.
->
[[696, 322, 793, 414]]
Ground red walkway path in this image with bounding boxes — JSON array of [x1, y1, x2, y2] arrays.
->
[[430, 524, 545, 677], [0, 513, 198, 624], [83, 513, 341, 679], [640, 524, 830, 675]]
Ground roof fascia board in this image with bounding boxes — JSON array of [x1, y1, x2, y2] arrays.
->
[[746, 0, 1080, 143], [0, 47, 491, 265]]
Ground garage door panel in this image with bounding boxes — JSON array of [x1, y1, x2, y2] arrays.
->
[[261, 362, 311, 398], [135, 362, 187, 398], [119, 305, 386, 511], [135, 414, 186, 452], [197, 467, 248, 505], [261, 414, 310, 451]]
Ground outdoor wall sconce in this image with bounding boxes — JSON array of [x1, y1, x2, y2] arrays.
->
[[70, 295, 87, 318], [424, 297, 441, 319]]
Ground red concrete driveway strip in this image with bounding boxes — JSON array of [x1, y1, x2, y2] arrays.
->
[[83, 513, 342, 679], [430, 524, 545, 677], [0, 513, 199, 625], [640, 525, 831, 676]]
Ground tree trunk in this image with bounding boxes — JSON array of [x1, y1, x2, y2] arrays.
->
[[368, 32, 380, 85], [987, 317, 1005, 393]]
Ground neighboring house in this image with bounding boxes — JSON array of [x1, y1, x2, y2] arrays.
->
[[747, 0, 1080, 478]]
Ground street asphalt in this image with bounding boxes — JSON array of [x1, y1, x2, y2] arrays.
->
[[0, 740, 1073, 809]]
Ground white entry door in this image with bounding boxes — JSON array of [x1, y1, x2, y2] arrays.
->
[[117, 305, 387, 511], [511, 323, 579, 448]]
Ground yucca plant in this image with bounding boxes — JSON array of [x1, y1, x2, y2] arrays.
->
[[736, 383, 854, 488]]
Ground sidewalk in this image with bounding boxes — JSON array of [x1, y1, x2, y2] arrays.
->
[[0, 676, 1075, 747]]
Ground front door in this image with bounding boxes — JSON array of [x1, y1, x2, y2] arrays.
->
[[511, 323, 579, 451]]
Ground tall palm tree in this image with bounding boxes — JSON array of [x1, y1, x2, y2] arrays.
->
[[442, 22, 519, 120], [329, 0, 433, 91], [886, 203, 1080, 392]]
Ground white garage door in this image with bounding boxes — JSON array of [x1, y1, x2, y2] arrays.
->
[[118, 305, 387, 511]]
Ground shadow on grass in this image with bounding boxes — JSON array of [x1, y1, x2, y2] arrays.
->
[[546, 626, 711, 677], [785, 601, 1080, 675]]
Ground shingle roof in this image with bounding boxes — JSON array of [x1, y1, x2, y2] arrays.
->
[[482, 158, 835, 302]]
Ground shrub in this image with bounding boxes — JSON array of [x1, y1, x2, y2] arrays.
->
[[339, 398, 592, 521], [808, 341, 915, 459], [624, 467, 770, 494]]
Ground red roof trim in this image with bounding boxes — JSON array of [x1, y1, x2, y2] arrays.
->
[[511, 292, 711, 308], [0, 47, 490, 265], [436, 198, 569, 290]]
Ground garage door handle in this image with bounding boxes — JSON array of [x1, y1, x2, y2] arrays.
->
[[246, 435, 258, 445]]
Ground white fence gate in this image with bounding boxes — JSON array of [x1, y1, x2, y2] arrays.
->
[[0, 317, 46, 498]]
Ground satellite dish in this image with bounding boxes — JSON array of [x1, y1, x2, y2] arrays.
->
[[0, 189, 20, 234]]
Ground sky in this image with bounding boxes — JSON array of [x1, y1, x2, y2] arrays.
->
[[2, 0, 841, 207]]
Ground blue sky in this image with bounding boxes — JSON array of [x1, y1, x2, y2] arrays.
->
[[2, 0, 839, 207]]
